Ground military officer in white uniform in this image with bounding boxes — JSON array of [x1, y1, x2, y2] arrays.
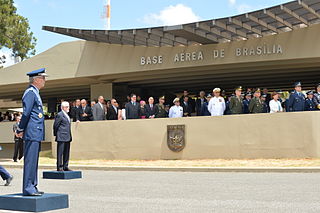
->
[[169, 98, 183, 118], [208, 88, 226, 116]]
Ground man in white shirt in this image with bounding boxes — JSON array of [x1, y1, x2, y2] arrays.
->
[[208, 88, 226, 116], [169, 98, 183, 118]]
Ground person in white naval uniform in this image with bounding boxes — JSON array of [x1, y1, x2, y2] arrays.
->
[[208, 88, 226, 116], [169, 98, 183, 118]]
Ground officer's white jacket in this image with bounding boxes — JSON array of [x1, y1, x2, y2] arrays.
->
[[169, 105, 183, 118], [208, 96, 226, 116]]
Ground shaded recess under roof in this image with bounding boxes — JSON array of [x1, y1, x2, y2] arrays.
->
[[43, 0, 320, 46]]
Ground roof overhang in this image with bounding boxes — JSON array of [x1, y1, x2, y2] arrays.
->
[[43, 0, 320, 46]]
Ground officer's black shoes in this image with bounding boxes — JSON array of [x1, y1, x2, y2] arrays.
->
[[4, 176, 13, 186], [64, 168, 73, 171], [57, 168, 64, 172], [26, 192, 43, 196]]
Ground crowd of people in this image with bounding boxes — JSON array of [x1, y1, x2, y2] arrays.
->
[[0, 112, 20, 122], [51, 82, 320, 122], [1, 82, 320, 124], [1, 81, 320, 165]]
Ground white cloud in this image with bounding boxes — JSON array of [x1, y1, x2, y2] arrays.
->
[[227, 0, 255, 14], [228, 0, 236, 6], [236, 4, 254, 13], [142, 4, 201, 26]]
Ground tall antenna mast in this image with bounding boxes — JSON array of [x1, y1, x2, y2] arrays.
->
[[104, 0, 111, 30]]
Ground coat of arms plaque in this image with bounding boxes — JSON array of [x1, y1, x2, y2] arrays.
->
[[167, 125, 185, 152]]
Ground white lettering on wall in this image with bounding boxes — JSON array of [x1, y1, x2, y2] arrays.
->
[[235, 44, 283, 57], [213, 49, 225, 59], [174, 51, 203, 63], [140, 55, 163, 66], [139, 44, 284, 65]]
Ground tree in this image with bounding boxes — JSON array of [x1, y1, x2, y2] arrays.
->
[[0, 0, 36, 61]]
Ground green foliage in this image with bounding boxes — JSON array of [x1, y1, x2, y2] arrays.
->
[[0, 0, 36, 60]]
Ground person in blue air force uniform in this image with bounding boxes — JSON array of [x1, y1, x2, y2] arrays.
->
[[16, 68, 47, 196], [0, 146, 13, 186], [305, 91, 316, 111], [0, 165, 13, 186], [53, 101, 73, 172], [288, 82, 305, 112]]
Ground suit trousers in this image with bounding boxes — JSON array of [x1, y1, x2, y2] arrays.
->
[[23, 141, 41, 195], [0, 165, 11, 181], [57, 142, 70, 170], [13, 139, 24, 161]]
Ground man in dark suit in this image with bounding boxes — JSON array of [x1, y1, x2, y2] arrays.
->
[[125, 94, 140, 119], [181, 96, 192, 117], [70, 99, 80, 122], [13, 116, 24, 162], [145, 97, 157, 119], [53, 102, 72, 171], [107, 99, 118, 120], [180, 90, 195, 113], [79, 99, 92, 121], [195, 91, 207, 116]]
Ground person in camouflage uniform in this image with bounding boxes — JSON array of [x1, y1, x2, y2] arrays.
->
[[249, 88, 264, 113], [155, 96, 167, 118], [229, 86, 243, 114]]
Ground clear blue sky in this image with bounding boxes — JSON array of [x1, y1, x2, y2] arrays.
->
[[15, 0, 289, 54]]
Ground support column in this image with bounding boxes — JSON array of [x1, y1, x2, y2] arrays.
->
[[90, 83, 113, 101]]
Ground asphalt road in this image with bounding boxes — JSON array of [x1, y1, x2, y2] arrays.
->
[[1, 169, 320, 213]]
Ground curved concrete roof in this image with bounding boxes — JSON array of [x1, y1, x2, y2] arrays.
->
[[43, 0, 320, 46]]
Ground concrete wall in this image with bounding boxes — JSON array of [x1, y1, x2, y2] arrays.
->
[[54, 111, 320, 160], [2, 112, 320, 160], [0, 121, 53, 158]]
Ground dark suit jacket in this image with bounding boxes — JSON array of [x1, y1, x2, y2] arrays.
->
[[145, 104, 157, 118], [181, 102, 192, 117], [125, 102, 140, 119], [107, 106, 118, 120], [195, 98, 207, 116], [53, 111, 72, 142], [180, 96, 196, 113], [70, 106, 80, 122], [79, 106, 92, 121]]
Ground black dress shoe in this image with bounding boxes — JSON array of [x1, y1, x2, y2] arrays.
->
[[4, 176, 13, 186], [25, 192, 42, 196], [57, 168, 64, 172], [64, 168, 73, 171], [35, 187, 44, 195]]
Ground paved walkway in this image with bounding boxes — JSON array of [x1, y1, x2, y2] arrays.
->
[[1, 169, 320, 212]]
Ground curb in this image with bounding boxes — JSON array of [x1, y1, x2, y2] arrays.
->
[[3, 164, 320, 173]]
